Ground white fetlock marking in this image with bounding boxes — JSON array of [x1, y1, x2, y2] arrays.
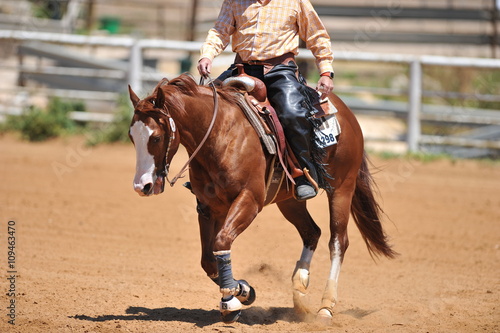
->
[[220, 296, 242, 314]]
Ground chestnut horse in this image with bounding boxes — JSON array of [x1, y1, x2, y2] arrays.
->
[[128, 74, 396, 323]]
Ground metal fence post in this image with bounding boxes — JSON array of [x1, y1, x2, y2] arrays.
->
[[128, 40, 142, 93], [407, 59, 422, 153]]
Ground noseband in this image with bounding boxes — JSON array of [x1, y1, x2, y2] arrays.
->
[[165, 76, 219, 186]]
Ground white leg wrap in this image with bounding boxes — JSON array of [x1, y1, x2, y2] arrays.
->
[[291, 247, 315, 315], [292, 266, 310, 294], [292, 246, 314, 293], [320, 278, 338, 310], [291, 260, 312, 314]]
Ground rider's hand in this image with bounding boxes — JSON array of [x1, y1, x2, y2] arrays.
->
[[316, 75, 334, 100], [198, 58, 212, 77]]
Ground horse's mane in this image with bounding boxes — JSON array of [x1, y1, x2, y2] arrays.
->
[[134, 75, 197, 117], [166, 74, 240, 106], [166, 74, 199, 96], [136, 74, 240, 118]]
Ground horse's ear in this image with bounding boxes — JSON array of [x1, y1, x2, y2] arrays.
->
[[128, 85, 140, 107], [156, 86, 166, 109]]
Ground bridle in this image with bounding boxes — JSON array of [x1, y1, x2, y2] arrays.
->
[[164, 75, 219, 186]]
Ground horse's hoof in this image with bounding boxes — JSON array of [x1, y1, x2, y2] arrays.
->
[[316, 308, 333, 325], [244, 285, 256, 305], [236, 280, 256, 305], [221, 310, 241, 324], [292, 291, 311, 315]]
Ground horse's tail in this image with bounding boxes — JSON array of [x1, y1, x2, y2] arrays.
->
[[351, 152, 398, 259]]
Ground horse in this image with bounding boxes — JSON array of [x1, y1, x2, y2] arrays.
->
[[128, 74, 397, 324]]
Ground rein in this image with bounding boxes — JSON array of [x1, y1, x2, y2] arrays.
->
[[166, 75, 219, 186]]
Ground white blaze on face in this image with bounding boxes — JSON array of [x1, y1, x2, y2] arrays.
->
[[130, 120, 156, 193]]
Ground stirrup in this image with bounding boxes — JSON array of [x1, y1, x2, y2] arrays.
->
[[295, 176, 317, 201]]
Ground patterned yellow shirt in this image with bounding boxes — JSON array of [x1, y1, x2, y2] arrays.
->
[[200, 0, 334, 74]]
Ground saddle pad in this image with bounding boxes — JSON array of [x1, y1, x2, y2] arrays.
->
[[315, 113, 341, 148], [234, 93, 277, 155]]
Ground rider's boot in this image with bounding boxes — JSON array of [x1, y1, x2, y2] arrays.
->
[[295, 176, 316, 201]]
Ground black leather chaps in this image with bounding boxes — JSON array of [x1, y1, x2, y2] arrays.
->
[[218, 61, 320, 183]]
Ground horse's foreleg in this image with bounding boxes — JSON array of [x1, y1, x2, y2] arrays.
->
[[197, 199, 256, 320], [197, 202, 218, 283], [277, 198, 321, 315], [212, 190, 260, 323], [317, 188, 352, 321]]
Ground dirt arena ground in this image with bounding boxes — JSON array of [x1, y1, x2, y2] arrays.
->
[[0, 134, 499, 332]]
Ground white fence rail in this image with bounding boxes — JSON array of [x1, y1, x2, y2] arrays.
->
[[1, 29, 500, 154]]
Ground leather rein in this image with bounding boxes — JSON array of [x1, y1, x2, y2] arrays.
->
[[165, 75, 219, 186]]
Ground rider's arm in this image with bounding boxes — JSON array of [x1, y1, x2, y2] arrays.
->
[[200, 0, 236, 62], [297, 0, 334, 75]]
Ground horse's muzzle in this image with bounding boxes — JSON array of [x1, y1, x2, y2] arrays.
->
[[134, 174, 165, 197], [134, 182, 153, 196]]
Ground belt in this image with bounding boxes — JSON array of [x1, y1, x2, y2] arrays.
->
[[234, 52, 296, 66]]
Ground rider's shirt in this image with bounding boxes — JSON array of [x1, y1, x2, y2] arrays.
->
[[200, 0, 334, 74]]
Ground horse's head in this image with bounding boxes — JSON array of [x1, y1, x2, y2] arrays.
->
[[128, 80, 180, 196]]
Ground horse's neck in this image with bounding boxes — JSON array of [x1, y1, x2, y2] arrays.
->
[[173, 91, 224, 154]]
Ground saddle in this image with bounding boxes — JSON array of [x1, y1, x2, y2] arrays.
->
[[222, 64, 337, 205]]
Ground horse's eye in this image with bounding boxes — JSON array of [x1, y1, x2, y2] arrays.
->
[[152, 136, 161, 143]]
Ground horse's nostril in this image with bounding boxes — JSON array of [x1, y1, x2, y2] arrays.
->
[[142, 183, 152, 194]]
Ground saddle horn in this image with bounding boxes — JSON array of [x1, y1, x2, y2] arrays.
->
[[222, 64, 267, 103]]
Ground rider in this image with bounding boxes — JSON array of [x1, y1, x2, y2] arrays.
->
[[197, 0, 334, 201]]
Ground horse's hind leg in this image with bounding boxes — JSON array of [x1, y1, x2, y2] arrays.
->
[[317, 185, 354, 321], [276, 198, 321, 316]]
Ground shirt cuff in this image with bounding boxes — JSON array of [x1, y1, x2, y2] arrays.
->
[[199, 56, 213, 63], [199, 47, 217, 62], [318, 62, 334, 76]]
